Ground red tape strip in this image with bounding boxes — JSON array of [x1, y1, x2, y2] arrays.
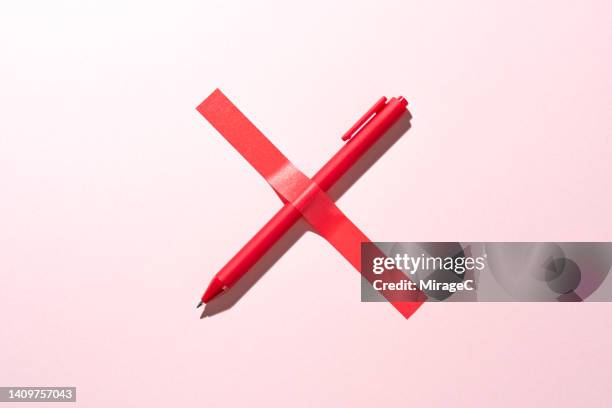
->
[[198, 89, 424, 318]]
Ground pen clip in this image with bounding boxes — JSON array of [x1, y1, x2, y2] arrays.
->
[[341, 97, 388, 141]]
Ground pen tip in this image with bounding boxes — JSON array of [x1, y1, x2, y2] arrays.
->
[[196, 300, 203, 309]]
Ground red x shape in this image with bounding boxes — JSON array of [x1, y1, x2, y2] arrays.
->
[[197, 89, 425, 318]]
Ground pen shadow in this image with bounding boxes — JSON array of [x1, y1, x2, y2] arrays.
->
[[201, 110, 412, 318]]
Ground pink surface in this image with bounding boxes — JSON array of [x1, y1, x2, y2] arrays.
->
[[1, 1, 611, 407]]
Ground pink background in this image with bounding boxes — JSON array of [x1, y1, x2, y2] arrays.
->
[[1, 1, 611, 406]]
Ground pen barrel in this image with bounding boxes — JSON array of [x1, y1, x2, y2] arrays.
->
[[217, 204, 301, 286], [313, 97, 407, 191]]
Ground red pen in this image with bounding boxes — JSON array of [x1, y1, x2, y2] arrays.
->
[[198, 96, 408, 307]]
